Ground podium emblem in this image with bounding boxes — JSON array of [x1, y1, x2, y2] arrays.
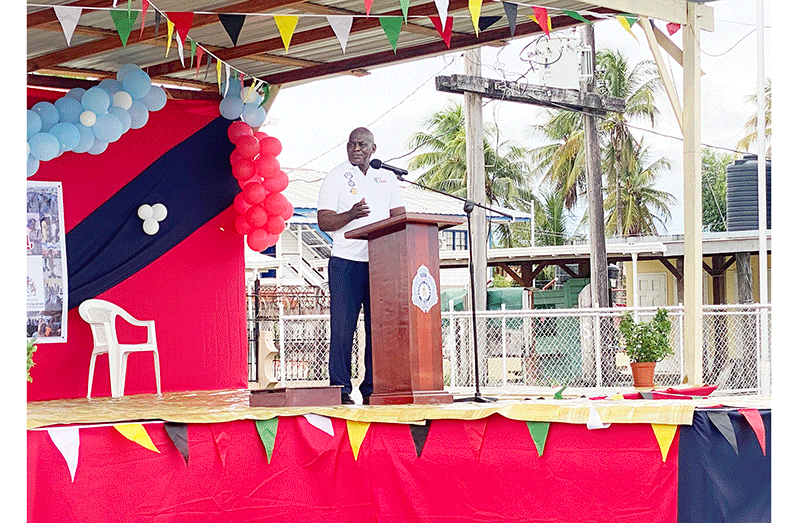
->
[[411, 265, 438, 313]]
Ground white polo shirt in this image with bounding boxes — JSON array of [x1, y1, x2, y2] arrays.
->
[[317, 160, 404, 262]]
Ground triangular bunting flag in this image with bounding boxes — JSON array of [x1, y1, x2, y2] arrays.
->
[[640, 391, 655, 400], [563, 10, 592, 25], [738, 408, 767, 455], [707, 411, 738, 454], [429, 16, 453, 48], [468, 0, 483, 35], [154, 10, 161, 39], [400, 0, 410, 23], [611, 393, 625, 400], [434, 0, 449, 25], [166, 19, 174, 57], [526, 421, 550, 457], [216, 59, 222, 90], [410, 420, 431, 458], [223, 63, 231, 96], [651, 424, 678, 462], [303, 413, 334, 436], [210, 424, 231, 466], [218, 13, 246, 47], [532, 7, 550, 37], [503, 2, 517, 37], [164, 422, 189, 465], [346, 420, 371, 460], [617, 15, 639, 41], [274, 15, 299, 52], [364, 0, 373, 16], [139, 0, 149, 38], [47, 426, 80, 482], [110, 8, 138, 47], [190, 40, 196, 69], [177, 34, 186, 67], [53, 6, 81, 46], [587, 404, 611, 430], [478, 16, 502, 32], [114, 423, 160, 453], [195, 46, 205, 78], [667, 22, 682, 36], [379, 17, 403, 53], [255, 418, 278, 462], [167, 12, 194, 45], [258, 83, 272, 108], [464, 418, 488, 459], [327, 16, 353, 54], [553, 385, 566, 399]]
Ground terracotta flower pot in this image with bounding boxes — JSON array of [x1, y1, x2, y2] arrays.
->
[[630, 362, 656, 388]]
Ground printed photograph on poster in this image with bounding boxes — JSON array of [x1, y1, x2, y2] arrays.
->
[[27, 181, 68, 343]]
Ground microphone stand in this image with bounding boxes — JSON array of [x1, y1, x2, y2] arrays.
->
[[395, 173, 513, 403]]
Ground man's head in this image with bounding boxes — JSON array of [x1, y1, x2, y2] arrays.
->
[[347, 127, 376, 173]]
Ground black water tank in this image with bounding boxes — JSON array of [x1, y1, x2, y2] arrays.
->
[[726, 154, 771, 231]]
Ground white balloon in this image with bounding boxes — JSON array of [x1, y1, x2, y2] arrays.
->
[[137, 204, 153, 220], [113, 91, 133, 110], [151, 203, 167, 221], [143, 218, 160, 235], [80, 110, 97, 127]]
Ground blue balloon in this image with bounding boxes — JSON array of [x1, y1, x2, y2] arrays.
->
[[66, 87, 86, 101], [242, 103, 267, 128], [50, 122, 80, 152], [31, 102, 60, 132], [219, 96, 244, 120], [87, 139, 109, 155], [73, 124, 95, 153], [81, 86, 111, 115], [27, 110, 42, 140], [28, 132, 60, 162], [27, 154, 39, 178], [92, 113, 124, 143], [54, 96, 83, 124], [141, 85, 167, 111], [116, 63, 141, 82], [128, 99, 149, 129], [98, 78, 123, 94], [122, 70, 152, 99], [108, 106, 131, 134]]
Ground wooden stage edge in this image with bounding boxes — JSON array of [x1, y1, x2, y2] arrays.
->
[[26, 387, 771, 430]]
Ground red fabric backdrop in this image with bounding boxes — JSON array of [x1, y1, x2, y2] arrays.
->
[[27, 88, 247, 400], [27, 415, 679, 522]]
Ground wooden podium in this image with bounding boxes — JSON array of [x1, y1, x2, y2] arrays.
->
[[346, 213, 463, 405]]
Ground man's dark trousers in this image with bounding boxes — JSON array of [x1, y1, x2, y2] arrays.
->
[[328, 256, 372, 398]]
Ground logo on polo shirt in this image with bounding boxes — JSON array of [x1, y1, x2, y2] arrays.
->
[[374, 176, 388, 183]]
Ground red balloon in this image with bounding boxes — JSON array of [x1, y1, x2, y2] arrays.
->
[[237, 173, 261, 190], [265, 214, 285, 235], [234, 213, 252, 235], [280, 201, 294, 221], [253, 131, 269, 142], [259, 136, 282, 157], [242, 181, 266, 205], [245, 205, 269, 228], [236, 135, 260, 159], [232, 159, 256, 180], [264, 232, 280, 248], [247, 228, 269, 252], [263, 169, 289, 193], [233, 192, 251, 214], [263, 191, 289, 216], [228, 121, 253, 143], [255, 155, 280, 179], [230, 150, 243, 165]]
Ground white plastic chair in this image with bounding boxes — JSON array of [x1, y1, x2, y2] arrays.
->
[[79, 299, 162, 398]]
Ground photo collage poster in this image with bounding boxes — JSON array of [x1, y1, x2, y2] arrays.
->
[[27, 181, 68, 343]]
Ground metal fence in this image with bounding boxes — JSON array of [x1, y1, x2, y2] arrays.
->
[[248, 303, 771, 396]]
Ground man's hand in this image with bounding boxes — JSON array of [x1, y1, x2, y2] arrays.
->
[[348, 198, 370, 220], [317, 198, 370, 232]]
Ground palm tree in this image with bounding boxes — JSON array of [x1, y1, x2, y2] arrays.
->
[[528, 109, 585, 210], [736, 77, 771, 157]]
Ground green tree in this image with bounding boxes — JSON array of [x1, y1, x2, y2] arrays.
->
[[736, 77, 771, 158], [702, 147, 734, 232]]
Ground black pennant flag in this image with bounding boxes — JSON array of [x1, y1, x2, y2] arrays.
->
[[164, 422, 190, 465], [478, 16, 502, 32], [154, 10, 162, 39], [409, 420, 432, 458], [707, 411, 738, 455], [503, 2, 518, 37], [218, 14, 246, 46]]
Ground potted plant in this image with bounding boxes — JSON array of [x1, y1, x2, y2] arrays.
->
[[618, 308, 673, 388]]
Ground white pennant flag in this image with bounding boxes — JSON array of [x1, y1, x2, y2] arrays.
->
[[586, 403, 611, 430], [47, 426, 80, 482], [326, 16, 353, 54], [53, 6, 82, 46], [176, 33, 186, 67], [433, 0, 449, 23], [224, 63, 231, 97], [303, 413, 334, 436]]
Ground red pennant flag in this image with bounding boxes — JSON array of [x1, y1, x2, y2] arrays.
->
[[429, 16, 453, 48], [140, 0, 149, 38], [738, 408, 767, 455], [667, 22, 681, 36], [240, 72, 245, 92], [195, 46, 205, 78], [166, 11, 194, 45], [532, 6, 550, 37]]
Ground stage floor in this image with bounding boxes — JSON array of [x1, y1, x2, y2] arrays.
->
[[26, 387, 771, 429]]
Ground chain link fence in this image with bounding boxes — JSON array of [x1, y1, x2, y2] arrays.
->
[[248, 304, 771, 396]]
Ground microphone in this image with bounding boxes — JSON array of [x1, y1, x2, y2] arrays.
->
[[369, 158, 408, 178]]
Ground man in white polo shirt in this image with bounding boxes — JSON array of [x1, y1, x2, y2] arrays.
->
[[317, 127, 405, 405]]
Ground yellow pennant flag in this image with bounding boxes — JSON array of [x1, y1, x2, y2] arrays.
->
[[274, 15, 299, 51], [216, 59, 222, 91], [166, 19, 174, 57], [611, 393, 625, 400], [528, 15, 552, 34], [616, 15, 639, 42], [115, 423, 160, 453], [346, 420, 371, 460], [468, 0, 482, 35], [651, 424, 677, 462]]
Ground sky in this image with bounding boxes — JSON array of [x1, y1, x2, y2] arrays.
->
[[263, 0, 772, 237]]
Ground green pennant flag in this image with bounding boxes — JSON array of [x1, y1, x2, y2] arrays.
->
[[553, 385, 566, 399], [526, 421, 550, 457], [258, 83, 272, 107], [255, 418, 279, 463], [110, 8, 139, 47], [562, 10, 592, 25], [379, 16, 403, 53], [399, 0, 410, 23], [190, 40, 196, 69]]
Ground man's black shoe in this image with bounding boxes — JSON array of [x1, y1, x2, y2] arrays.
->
[[341, 393, 355, 405], [363, 395, 370, 405]]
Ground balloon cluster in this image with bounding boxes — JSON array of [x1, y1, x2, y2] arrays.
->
[[218, 78, 267, 128], [27, 64, 167, 177], [228, 121, 293, 252], [137, 203, 168, 235]]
